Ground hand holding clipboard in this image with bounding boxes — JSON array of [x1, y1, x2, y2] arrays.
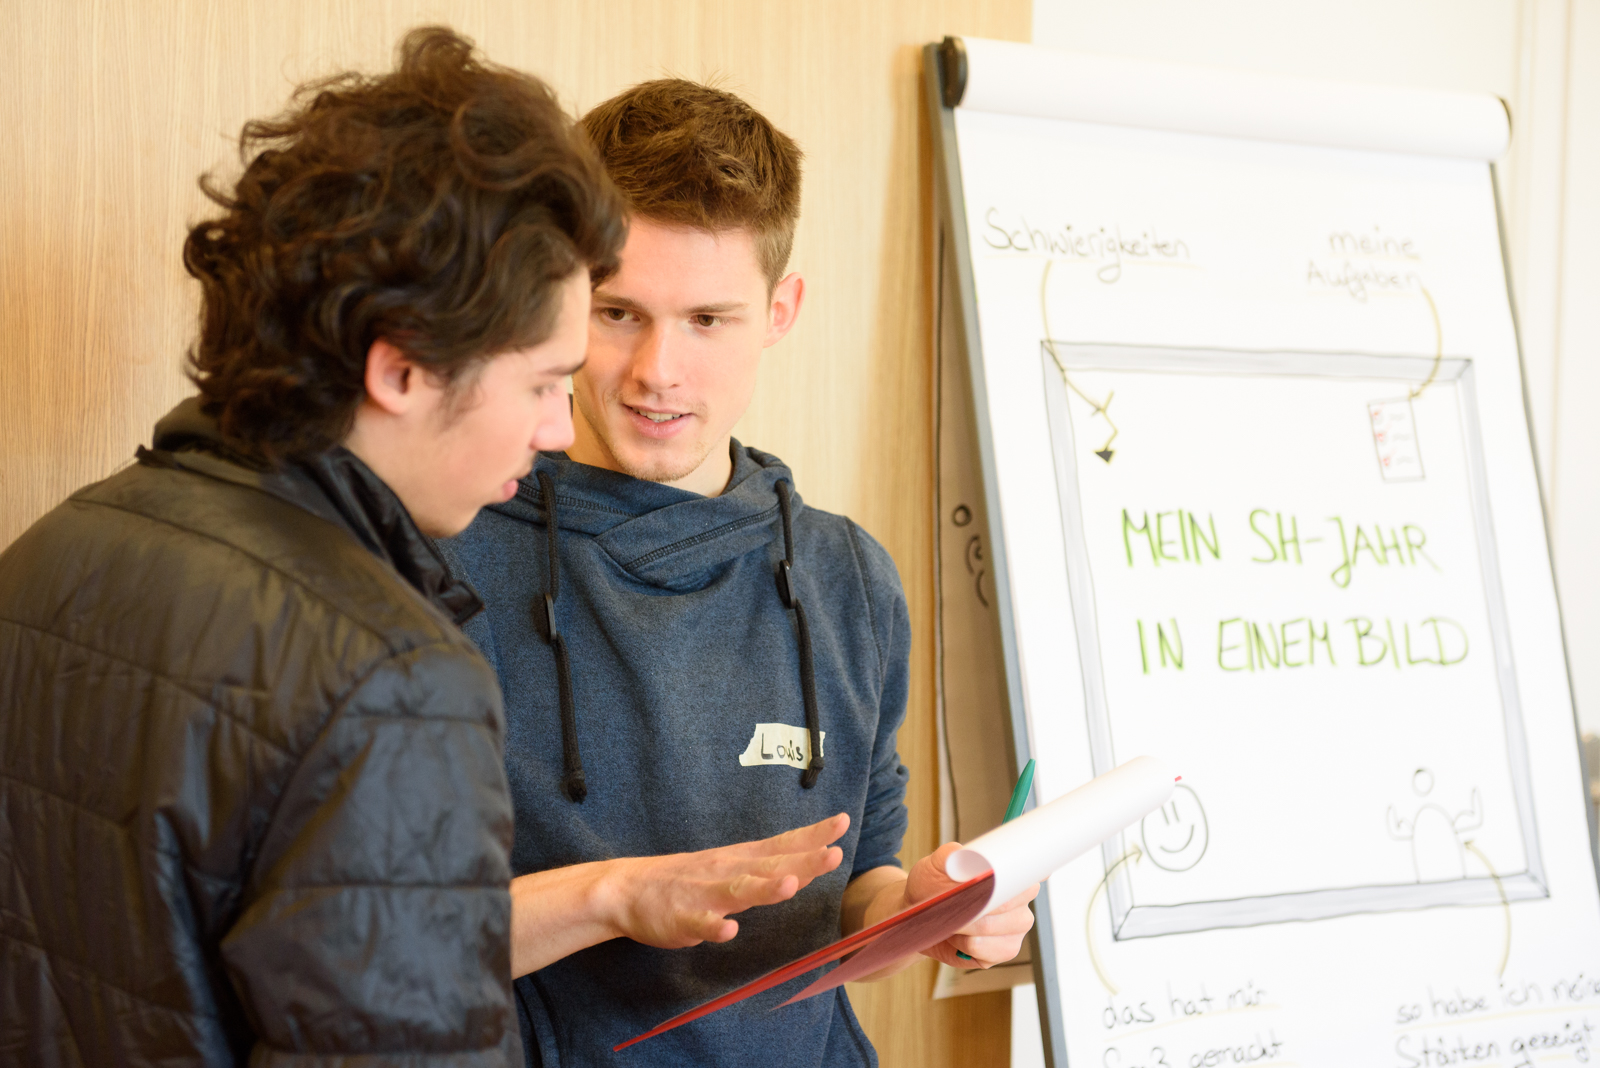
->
[[617, 756, 1176, 1050]]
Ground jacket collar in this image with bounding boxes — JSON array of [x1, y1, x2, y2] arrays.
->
[[144, 398, 483, 625]]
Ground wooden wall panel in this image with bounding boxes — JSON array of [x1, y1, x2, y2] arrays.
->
[[0, 2, 1029, 1064]]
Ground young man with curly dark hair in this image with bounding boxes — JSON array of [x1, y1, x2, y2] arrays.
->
[[440, 81, 1038, 1066], [0, 27, 624, 1066]]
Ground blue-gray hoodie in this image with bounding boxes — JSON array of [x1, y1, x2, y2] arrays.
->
[[439, 442, 911, 1068]]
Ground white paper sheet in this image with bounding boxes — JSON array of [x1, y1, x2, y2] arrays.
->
[[949, 756, 1177, 910], [958, 37, 1510, 161]]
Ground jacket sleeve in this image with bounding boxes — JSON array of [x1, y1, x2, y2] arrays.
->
[[849, 524, 912, 877], [220, 641, 520, 1067]]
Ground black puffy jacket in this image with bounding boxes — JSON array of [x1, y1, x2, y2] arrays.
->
[[0, 400, 520, 1067]]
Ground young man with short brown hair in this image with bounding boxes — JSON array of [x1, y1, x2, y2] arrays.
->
[[443, 80, 1035, 1066]]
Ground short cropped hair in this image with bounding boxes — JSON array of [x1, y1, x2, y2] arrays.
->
[[580, 80, 802, 288], [184, 26, 625, 463]]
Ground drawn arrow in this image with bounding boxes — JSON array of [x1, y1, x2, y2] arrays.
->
[[1085, 845, 1143, 994], [1041, 260, 1119, 463], [1408, 285, 1443, 401], [1463, 839, 1511, 979]]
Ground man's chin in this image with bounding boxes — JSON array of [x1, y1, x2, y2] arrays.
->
[[613, 440, 711, 486]]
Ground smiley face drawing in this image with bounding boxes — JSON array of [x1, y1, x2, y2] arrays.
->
[[1140, 784, 1209, 872]]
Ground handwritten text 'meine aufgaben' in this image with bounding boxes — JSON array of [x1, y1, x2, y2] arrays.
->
[[982, 207, 1193, 283]]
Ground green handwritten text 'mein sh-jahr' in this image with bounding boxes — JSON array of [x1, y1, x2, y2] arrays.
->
[[1120, 509, 1442, 589]]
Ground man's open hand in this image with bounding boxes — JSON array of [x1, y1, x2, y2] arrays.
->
[[510, 812, 852, 977], [599, 812, 850, 948]]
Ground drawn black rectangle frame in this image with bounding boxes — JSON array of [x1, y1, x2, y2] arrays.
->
[[1039, 343, 1547, 939]]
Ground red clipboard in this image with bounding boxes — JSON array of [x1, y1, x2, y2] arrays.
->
[[614, 870, 995, 1052]]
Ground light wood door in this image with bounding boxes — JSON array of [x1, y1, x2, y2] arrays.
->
[[0, 1, 1030, 1065]]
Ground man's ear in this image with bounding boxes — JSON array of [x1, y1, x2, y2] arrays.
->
[[764, 273, 805, 348], [364, 338, 417, 415]]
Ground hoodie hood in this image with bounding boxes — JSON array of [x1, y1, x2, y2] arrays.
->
[[488, 441, 802, 593]]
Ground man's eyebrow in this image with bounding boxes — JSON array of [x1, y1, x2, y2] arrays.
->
[[591, 291, 646, 312], [590, 291, 749, 317]]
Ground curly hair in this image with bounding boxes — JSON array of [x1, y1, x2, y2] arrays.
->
[[580, 80, 801, 289], [183, 26, 625, 462]]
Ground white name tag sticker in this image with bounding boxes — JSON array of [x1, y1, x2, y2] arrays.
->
[[738, 723, 825, 770]]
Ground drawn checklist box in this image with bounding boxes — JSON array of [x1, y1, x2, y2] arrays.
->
[[1368, 398, 1425, 481]]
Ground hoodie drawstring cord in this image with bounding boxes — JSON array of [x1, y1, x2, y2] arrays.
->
[[537, 471, 587, 803], [776, 480, 825, 789]]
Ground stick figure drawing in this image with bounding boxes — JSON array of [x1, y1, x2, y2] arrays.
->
[[1386, 767, 1483, 883]]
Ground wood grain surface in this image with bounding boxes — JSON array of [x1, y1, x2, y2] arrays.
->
[[0, 1, 1030, 1064]]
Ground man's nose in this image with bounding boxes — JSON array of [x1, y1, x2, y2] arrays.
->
[[533, 394, 576, 452], [631, 323, 680, 393]]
